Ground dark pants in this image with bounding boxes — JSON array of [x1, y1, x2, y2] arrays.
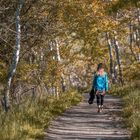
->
[[96, 94, 104, 106]]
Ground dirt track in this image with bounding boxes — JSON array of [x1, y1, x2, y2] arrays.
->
[[44, 94, 130, 140]]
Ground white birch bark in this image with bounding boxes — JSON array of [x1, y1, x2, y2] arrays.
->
[[3, 0, 24, 111], [129, 22, 138, 61], [56, 40, 61, 61], [56, 39, 66, 93], [106, 32, 115, 83], [114, 33, 123, 85], [56, 39, 62, 95], [136, 8, 140, 61]]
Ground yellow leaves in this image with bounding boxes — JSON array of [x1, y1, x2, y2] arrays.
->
[[0, 61, 7, 83], [123, 62, 140, 81], [16, 63, 38, 83]]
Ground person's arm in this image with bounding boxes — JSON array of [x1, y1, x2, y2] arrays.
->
[[105, 73, 109, 91]]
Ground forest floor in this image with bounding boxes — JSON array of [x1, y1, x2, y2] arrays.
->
[[44, 94, 130, 140]]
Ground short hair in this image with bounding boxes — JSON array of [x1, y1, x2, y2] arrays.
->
[[97, 63, 104, 71]]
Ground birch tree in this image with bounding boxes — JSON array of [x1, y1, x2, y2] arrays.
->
[[3, 0, 24, 111], [129, 22, 138, 61], [114, 33, 123, 85], [106, 32, 115, 83]]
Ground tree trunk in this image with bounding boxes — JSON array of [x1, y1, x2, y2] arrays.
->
[[106, 32, 115, 83], [134, 30, 140, 61], [135, 8, 140, 61], [56, 39, 61, 61], [114, 35, 123, 85], [129, 22, 138, 61], [3, 0, 24, 111], [61, 73, 66, 92], [56, 39, 67, 93]]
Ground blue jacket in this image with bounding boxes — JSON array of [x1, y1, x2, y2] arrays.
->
[[93, 72, 109, 91]]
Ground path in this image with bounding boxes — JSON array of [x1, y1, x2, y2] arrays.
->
[[44, 94, 130, 140]]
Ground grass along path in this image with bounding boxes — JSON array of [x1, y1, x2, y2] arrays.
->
[[0, 91, 82, 140], [45, 94, 130, 140]]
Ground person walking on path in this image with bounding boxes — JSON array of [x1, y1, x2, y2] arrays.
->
[[93, 63, 109, 113]]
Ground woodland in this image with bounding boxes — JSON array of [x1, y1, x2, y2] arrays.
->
[[0, 0, 140, 140]]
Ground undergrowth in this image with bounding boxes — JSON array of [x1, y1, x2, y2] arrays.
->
[[0, 90, 82, 140], [111, 81, 140, 140]]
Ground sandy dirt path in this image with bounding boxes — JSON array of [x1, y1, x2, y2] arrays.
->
[[44, 94, 130, 140]]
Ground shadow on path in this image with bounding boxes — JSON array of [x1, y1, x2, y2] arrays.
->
[[44, 94, 130, 140]]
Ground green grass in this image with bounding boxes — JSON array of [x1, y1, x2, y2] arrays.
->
[[0, 90, 82, 140], [111, 81, 140, 140]]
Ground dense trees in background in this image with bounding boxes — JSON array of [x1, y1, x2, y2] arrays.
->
[[0, 0, 140, 110]]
